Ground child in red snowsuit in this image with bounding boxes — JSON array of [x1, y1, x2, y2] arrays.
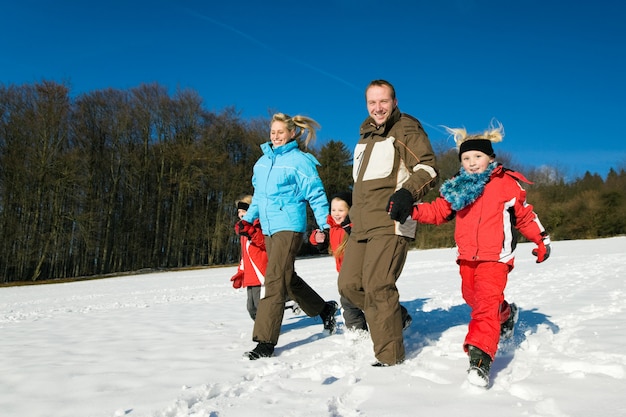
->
[[230, 196, 267, 320], [313, 192, 413, 333], [310, 192, 367, 331], [410, 123, 551, 387], [231, 196, 300, 320]]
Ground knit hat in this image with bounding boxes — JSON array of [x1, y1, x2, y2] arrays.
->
[[330, 191, 352, 207], [236, 195, 252, 210], [458, 139, 495, 161], [449, 122, 504, 161]]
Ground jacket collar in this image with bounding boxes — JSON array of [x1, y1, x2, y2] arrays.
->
[[261, 139, 299, 157]]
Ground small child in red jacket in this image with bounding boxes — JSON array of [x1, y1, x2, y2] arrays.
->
[[312, 192, 413, 333], [310, 192, 367, 331], [230, 195, 267, 320], [231, 195, 300, 320], [410, 123, 551, 388]]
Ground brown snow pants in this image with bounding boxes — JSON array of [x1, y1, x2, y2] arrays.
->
[[252, 231, 326, 345], [338, 234, 410, 365]]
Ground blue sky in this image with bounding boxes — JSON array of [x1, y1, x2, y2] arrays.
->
[[2, 0, 625, 180]]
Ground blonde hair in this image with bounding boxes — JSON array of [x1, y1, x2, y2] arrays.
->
[[445, 120, 505, 150], [235, 194, 252, 206], [271, 112, 321, 148]]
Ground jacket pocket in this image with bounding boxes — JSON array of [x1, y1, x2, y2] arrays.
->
[[361, 137, 396, 181]]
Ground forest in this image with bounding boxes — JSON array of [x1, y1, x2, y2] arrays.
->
[[1, 81, 625, 284]]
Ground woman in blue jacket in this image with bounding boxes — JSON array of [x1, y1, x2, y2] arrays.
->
[[238, 112, 338, 360]]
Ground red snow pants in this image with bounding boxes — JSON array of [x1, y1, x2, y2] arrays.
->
[[459, 260, 512, 360]]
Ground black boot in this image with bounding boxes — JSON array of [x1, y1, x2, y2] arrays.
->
[[400, 305, 412, 331], [320, 301, 338, 334], [245, 342, 275, 360], [467, 345, 492, 387], [500, 303, 519, 339]]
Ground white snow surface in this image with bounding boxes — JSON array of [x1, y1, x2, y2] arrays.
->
[[2, 237, 626, 417]]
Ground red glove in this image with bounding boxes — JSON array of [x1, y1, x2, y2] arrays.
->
[[532, 237, 551, 263], [235, 220, 255, 238], [230, 271, 244, 289]]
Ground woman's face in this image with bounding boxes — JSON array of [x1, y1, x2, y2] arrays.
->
[[330, 199, 349, 225], [460, 150, 494, 174], [237, 209, 247, 220], [270, 121, 295, 148]]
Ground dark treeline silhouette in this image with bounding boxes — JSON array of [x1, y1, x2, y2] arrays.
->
[[1, 81, 624, 283], [0, 81, 353, 283]]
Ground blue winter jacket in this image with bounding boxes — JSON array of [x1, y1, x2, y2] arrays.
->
[[243, 140, 330, 235]]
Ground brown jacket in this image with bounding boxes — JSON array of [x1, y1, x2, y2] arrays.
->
[[351, 107, 438, 239]]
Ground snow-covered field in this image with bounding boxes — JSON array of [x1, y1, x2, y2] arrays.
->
[[1, 237, 625, 417]]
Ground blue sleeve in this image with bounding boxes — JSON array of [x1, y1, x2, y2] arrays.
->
[[300, 153, 330, 230]]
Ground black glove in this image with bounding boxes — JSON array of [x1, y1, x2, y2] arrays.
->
[[386, 188, 414, 224]]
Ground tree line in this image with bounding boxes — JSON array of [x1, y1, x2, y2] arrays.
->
[[0, 81, 624, 284]]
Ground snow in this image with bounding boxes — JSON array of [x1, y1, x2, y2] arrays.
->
[[2, 237, 626, 417]]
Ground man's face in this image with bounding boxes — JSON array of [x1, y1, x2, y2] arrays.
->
[[366, 85, 397, 126]]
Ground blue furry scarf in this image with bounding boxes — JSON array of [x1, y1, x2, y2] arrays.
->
[[440, 162, 497, 211]]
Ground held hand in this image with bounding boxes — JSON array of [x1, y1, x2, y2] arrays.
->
[[230, 271, 244, 289], [532, 239, 551, 263], [411, 205, 419, 220], [235, 220, 254, 237], [309, 228, 329, 252], [386, 188, 414, 224], [314, 229, 327, 244]]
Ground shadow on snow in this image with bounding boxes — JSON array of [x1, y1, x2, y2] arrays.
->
[[275, 298, 559, 369]]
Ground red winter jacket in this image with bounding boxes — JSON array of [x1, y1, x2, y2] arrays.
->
[[235, 219, 267, 287], [309, 214, 351, 272], [412, 165, 547, 267]]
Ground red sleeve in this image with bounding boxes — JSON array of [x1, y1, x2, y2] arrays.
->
[[512, 185, 546, 244], [248, 221, 266, 251], [412, 196, 454, 225]]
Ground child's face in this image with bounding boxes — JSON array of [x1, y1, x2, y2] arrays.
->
[[461, 150, 494, 174], [330, 199, 349, 224], [237, 209, 247, 220]]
